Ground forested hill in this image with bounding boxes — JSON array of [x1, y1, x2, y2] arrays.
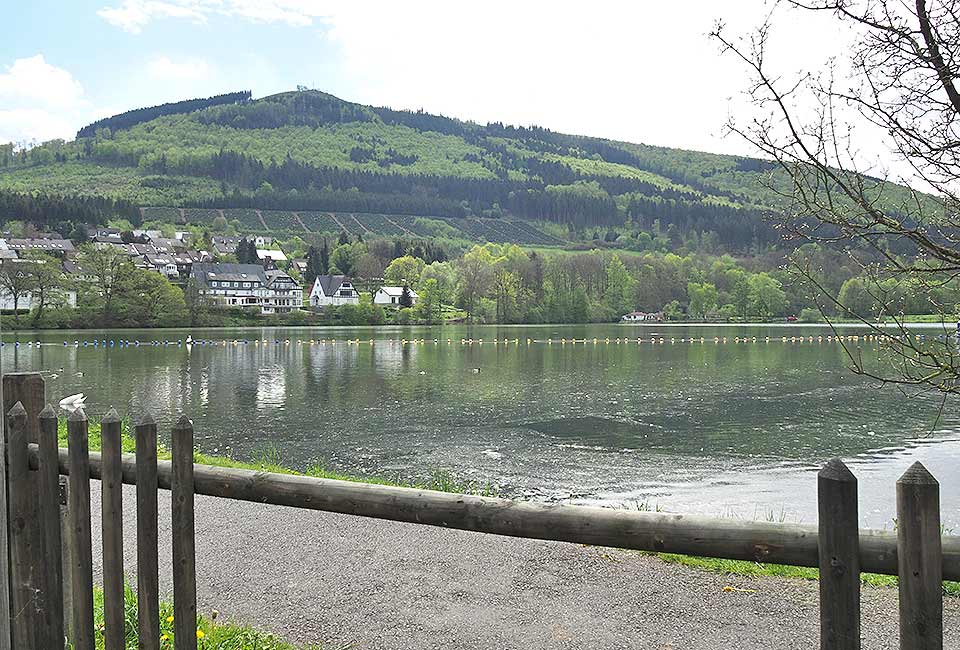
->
[[0, 89, 913, 252]]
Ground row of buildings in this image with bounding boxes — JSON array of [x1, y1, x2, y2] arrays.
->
[[306, 276, 419, 308], [0, 230, 419, 316], [192, 265, 419, 314]]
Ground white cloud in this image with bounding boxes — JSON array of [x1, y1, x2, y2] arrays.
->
[[0, 109, 78, 145], [0, 54, 84, 109], [0, 55, 90, 144], [97, 0, 334, 32], [147, 56, 213, 81], [97, 0, 208, 34]]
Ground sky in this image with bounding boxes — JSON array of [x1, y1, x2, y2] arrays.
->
[[0, 1, 854, 159]]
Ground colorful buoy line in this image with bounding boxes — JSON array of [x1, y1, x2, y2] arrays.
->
[[0, 332, 950, 349]]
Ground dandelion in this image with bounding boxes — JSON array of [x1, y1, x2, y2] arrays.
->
[[160, 634, 168, 641], [166, 615, 174, 623], [197, 629, 205, 639]]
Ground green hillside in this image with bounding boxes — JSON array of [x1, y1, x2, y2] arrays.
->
[[0, 89, 924, 251]]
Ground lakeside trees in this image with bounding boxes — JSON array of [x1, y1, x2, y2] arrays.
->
[[75, 245, 187, 327], [3, 235, 955, 330], [337, 242, 839, 324], [714, 0, 960, 392]]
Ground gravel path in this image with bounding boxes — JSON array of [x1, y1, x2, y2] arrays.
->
[[90, 486, 959, 650]]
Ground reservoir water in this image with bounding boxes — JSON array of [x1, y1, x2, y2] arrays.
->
[[5, 323, 958, 528]]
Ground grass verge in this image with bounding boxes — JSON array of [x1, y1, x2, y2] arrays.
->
[[93, 583, 329, 650], [56, 418, 499, 496], [650, 553, 960, 597]]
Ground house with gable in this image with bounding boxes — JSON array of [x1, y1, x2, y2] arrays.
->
[[309, 274, 360, 307], [191, 263, 302, 314], [374, 286, 418, 308]]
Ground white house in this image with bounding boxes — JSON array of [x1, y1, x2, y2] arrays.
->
[[256, 249, 287, 265], [211, 235, 273, 257], [263, 269, 302, 313], [621, 310, 663, 322], [142, 254, 180, 280], [0, 288, 77, 311], [309, 275, 359, 307], [374, 286, 418, 308], [191, 263, 302, 314], [0, 259, 77, 311]]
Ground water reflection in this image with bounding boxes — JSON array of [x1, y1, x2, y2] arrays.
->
[[2, 323, 958, 527]]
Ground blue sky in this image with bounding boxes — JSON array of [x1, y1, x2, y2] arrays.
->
[[1, 1, 851, 157]]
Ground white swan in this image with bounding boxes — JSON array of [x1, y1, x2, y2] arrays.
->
[[58, 393, 86, 413]]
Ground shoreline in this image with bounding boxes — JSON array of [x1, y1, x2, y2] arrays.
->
[[1, 318, 955, 334]]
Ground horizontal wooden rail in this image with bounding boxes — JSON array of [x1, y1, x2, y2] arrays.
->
[[28, 445, 960, 581]]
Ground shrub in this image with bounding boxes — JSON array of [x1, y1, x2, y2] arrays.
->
[[798, 307, 825, 323]]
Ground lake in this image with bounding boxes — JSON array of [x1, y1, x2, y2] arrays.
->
[[4, 322, 958, 529]]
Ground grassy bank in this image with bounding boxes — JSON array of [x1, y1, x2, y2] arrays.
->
[[56, 418, 499, 496], [94, 583, 324, 650], [651, 553, 960, 597]]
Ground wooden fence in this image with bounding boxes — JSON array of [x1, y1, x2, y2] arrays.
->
[[0, 371, 955, 649]]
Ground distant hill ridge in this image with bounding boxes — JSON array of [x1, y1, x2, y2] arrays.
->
[[0, 89, 927, 253], [76, 91, 253, 138]]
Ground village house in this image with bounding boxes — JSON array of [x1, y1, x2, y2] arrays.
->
[[93, 233, 124, 246], [132, 229, 164, 241], [263, 269, 302, 313], [147, 237, 188, 253], [93, 241, 208, 281], [309, 274, 359, 307], [87, 226, 122, 239], [0, 258, 77, 311], [621, 310, 664, 322], [5, 237, 76, 258], [0, 240, 18, 262], [374, 286, 418, 308], [256, 248, 287, 267], [211, 235, 273, 257], [142, 253, 180, 280], [62, 260, 97, 283], [191, 263, 302, 314]]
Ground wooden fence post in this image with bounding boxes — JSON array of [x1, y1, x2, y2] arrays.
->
[[101, 409, 124, 650], [172, 415, 197, 650], [818, 458, 860, 650], [897, 462, 942, 650], [6, 402, 40, 649], [39, 405, 64, 649], [2, 373, 45, 441], [68, 408, 94, 650], [0, 406, 10, 650], [136, 412, 160, 650], [2, 372, 49, 648], [59, 476, 72, 646]]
